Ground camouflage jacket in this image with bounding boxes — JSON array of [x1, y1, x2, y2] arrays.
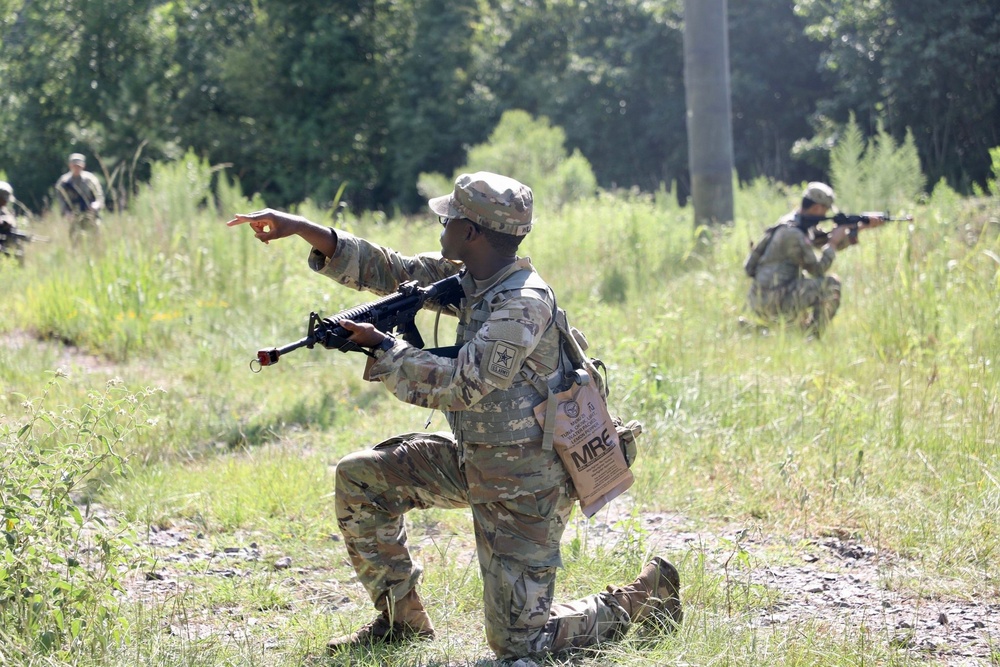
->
[[747, 212, 836, 289], [0, 205, 15, 235], [309, 231, 561, 417], [55, 171, 104, 214]]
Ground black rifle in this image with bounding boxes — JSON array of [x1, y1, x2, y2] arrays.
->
[[252, 274, 464, 371], [0, 227, 49, 264], [805, 212, 913, 247]]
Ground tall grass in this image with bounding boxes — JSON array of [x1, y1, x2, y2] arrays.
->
[[0, 144, 998, 665]]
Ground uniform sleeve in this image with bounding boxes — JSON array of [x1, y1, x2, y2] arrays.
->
[[797, 231, 836, 277], [308, 229, 459, 295], [366, 291, 553, 411], [85, 173, 104, 208]]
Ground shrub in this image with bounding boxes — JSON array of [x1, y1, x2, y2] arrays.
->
[[0, 379, 153, 659], [830, 113, 925, 213], [419, 110, 598, 212]]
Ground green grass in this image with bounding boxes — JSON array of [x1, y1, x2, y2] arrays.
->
[[1, 153, 998, 665]]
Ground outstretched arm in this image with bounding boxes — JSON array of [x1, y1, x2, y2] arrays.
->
[[227, 208, 338, 257]]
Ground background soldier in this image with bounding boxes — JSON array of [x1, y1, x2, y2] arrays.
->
[[55, 153, 104, 237], [228, 172, 681, 662], [0, 180, 25, 264], [743, 182, 882, 336]]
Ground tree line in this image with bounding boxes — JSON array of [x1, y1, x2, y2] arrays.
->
[[1, 0, 997, 213]]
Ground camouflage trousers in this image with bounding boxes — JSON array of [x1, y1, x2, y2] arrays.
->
[[69, 211, 101, 238], [747, 275, 841, 334], [334, 431, 632, 659]]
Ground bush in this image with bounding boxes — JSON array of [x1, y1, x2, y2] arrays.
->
[[0, 379, 153, 659], [830, 113, 925, 213], [419, 110, 598, 212]]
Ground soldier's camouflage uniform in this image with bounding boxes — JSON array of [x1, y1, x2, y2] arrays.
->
[[55, 168, 104, 236], [745, 211, 841, 333], [311, 229, 634, 658], [0, 202, 22, 262]]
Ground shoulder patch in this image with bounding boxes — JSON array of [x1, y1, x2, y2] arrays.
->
[[481, 339, 527, 388], [482, 319, 530, 345]]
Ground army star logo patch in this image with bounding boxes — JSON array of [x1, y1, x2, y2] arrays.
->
[[488, 343, 516, 378]]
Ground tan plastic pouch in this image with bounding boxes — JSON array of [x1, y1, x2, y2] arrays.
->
[[534, 371, 634, 517]]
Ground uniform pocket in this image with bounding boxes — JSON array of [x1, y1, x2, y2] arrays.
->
[[371, 430, 455, 450], [501, 559, 557, 629]]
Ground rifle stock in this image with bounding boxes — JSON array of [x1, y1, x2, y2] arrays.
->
[[252, 273, 463, 371]]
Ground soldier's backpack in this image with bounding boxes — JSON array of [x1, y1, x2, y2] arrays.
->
[[744, 224, 782, 278]]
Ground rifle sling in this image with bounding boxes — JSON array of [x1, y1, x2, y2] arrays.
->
[[425, 345, 462, 358]]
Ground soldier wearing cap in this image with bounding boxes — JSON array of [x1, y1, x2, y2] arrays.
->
[[55, 153, 104, 236], [228, 171, 681, 660], [743, 182, 882, 335], [0, 181, 22, 261]]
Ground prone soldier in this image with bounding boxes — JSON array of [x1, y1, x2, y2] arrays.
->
[[0, 181, 26, 264]]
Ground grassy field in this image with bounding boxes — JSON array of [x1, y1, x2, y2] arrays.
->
[[1, 152, 998, 666]]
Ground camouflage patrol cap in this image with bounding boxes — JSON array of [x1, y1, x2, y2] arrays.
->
[[68, 153, 86, 165], [0, 181, 12, 199], [428, 172, 533, 236], [803, 182, 835, 207]]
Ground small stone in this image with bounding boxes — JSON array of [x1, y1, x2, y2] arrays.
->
[[274, 556, 292, 570], [938, 612, 948, 626], [508, 659, 539, 667], [805, 584, 824, 594], [223, 547, 241, 554]]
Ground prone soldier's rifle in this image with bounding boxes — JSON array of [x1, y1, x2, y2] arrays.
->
[[0, 226, 49, 263], [806, 211, 914, 248], [251, 274, 464, 372]]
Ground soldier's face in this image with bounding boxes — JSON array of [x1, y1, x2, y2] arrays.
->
[[439, 216, 468, 261], [70, 163, 84, 176]]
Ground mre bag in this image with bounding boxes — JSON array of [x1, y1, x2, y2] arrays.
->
[[534, 369, 634, 517]]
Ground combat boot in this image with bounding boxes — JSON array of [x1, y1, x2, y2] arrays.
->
[[608, 557, 682, 628], [326, 589, 435, 654]]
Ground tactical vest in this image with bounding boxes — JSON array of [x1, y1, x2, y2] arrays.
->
[[447, 268, 561, 447], [59, 176, 92, 212]]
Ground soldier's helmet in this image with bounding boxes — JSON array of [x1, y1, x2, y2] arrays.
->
[[0, 181, 13, 201], [803, 182, 835, 207]]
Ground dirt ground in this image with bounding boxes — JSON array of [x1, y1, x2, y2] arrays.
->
[[131, 506, 999, 666], [635, 512, 998, 666]]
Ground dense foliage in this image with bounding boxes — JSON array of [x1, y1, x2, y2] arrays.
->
[[0, 0, 998, 212]]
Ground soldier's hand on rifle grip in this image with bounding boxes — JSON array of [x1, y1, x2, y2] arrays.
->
[[339, 320, 389, 349], [829, 225, 852, 250]]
